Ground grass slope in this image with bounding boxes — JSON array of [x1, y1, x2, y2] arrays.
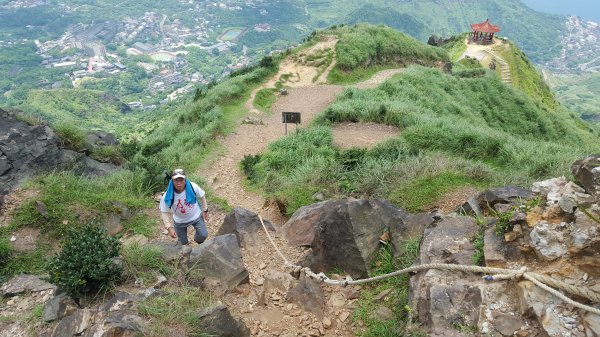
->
[[547, 71, 600, 123], [327, 24, 449, 84]]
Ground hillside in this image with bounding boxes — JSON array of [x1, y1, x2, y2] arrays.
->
[[0, 0, 581, 141], [242, 25, 599, 215], [546, 71, 600, 123], [18, 89, 163, 137], [1, 24, 600, 337]]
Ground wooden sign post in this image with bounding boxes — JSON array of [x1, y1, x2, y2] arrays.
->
[[282, 111, 301, 134]]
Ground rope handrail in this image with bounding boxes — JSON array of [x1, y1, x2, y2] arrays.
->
[[257, 216, 600, 315]]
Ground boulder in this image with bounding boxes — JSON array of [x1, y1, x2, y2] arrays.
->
[[195, 304, 250, 337], [570, 209, 600, 255], [103, 213, 124, 236], [81, 311, 144, 337], [483, 186, 534, 207], [43, 293, 74, 322], [216, 207, 275, 249], [1, 274, 56, 297], [283, 199, 420, 278], [492, 312, 524, 336], [369, 305, 395, 321], [483, 226, 506, 267], [76, 157, 121, 178], [410, 216, 485, 332], [286, 277, 325, 318], [584, 312, 600, 336], [264, 270, 297, 294], [188, 234, 249, 290], [51, 309, 93, 337], [100, 292, 137, 312], [572, 155, 600, 200], [418, 216, 479, 265]]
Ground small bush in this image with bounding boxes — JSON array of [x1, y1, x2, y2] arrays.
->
[[241, 154, 262, 181], [54, 122, 86, 150], [47, 225, 122, 298]]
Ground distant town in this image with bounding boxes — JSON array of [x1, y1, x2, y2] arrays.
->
[[0, 0, 279, 109], [543, 15, 600, 73]]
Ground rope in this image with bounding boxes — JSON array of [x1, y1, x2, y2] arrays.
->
[[257, 216, 600, 315]]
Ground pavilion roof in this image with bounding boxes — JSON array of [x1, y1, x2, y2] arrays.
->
[[471, 19, 501, 33]]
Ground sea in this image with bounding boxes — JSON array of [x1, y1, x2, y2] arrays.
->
[[520, 0, 600, 23]]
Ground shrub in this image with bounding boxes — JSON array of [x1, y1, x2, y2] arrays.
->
[[53, 122, 86, 150], [47, 225, 122, 298]]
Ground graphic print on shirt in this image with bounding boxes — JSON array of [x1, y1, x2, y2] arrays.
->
[[174, 199, 195, 214]]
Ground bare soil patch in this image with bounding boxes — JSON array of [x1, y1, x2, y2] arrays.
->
[[332, 122, 400, 150], [264, 35, 338, 88], [9, 227, 41, 252]]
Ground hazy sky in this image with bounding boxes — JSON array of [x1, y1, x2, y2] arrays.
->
[[520, 0, 600, 22]]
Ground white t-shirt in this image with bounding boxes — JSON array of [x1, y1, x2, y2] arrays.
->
[[159, 182, 205, 224]]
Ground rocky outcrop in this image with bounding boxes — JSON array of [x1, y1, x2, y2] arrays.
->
[[409, 216, 545, 336], [216, 207, 275, 249], [0, 109, 121, 196], [189, 234, 250, 290], [283, 199, 426, 278], [0, 109, 64, 195]]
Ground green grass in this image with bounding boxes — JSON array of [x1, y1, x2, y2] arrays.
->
[[1, 170, 155, 281], [494, 41, 558, 110], [138, 287, 212, 337], [11, 171, 153, 236], [253, 88, 277, 113], [389, 172, 485, 213], [353, 239, 422, 337], [122, 242, 171, 285], [0, 242, 50, 282], [471, 217, 486, 266], [325, 24, 448, 84], [130, 62, 279, 187], [53, 122, 86, 150], [328, 64, 403, 85], [441, 33, 468, 62]]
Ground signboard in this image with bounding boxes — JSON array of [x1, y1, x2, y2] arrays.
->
[[282, 112, 301, 124]]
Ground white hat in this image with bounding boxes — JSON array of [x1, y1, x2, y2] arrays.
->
[[172, 168, 186, 179]]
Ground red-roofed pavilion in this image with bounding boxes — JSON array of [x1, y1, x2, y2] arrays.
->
[[469, 19, 501, 44]]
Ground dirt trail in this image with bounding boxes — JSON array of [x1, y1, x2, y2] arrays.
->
[[197, 37, 408, 336]]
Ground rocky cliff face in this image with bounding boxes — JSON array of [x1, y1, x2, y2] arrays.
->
[[0, 108, 120, 199], [0, 109, 65, 196]]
